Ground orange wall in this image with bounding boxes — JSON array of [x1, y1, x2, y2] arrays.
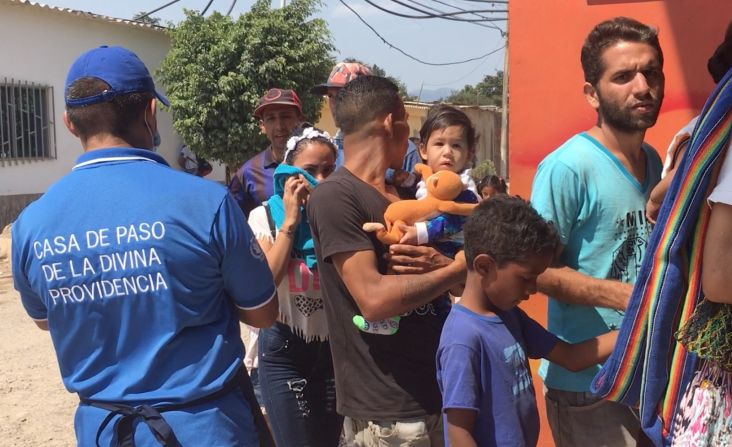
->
[[508, 0, 731, 198]]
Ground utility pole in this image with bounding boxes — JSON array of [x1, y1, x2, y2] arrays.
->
[[499, 29, 509, 180]]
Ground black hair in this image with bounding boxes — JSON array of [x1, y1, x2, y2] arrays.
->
[[284, 122, 337, 165], [478, 175, 508, 195], [581, 17, 664, 86], [66, 77, 153, 141], [463, 195, 559, 269], [333, 76, 402, 135], [419, 104, 477, 150], [708, 22, 732, 84]]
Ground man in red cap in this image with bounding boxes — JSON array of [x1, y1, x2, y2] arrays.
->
[[312, 62, 372, 165], [229, 88, 305, 217]]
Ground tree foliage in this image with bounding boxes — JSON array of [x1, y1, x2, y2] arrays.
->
[[470, 159, 497, 183], [132, 12, 161, 26], [158, 0, 334, 167], [447, 71, 503, 106], [343, 58, 416, 101]]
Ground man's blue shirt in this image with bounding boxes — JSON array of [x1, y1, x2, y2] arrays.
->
[[12, 148, 275, 445], [531, 133, 662, 392]]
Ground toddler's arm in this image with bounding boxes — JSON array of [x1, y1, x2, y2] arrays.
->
[[545, 330, 618, 372]]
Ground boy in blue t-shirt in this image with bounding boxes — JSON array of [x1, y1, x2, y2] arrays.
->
[[436, 196, 619, 447]]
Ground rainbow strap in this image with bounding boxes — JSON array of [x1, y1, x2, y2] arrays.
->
[[591, 68, 732, 447]]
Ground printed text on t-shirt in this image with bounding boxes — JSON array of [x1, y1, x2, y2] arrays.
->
[[32, 222, 170, 305]]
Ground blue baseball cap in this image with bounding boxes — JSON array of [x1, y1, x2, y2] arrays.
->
[[64, 45, 170, 107]]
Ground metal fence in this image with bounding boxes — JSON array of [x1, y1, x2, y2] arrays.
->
[[0, 78, 56, 164]]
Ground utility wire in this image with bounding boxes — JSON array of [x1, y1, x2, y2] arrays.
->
[[363, 0, 506, 22], [423, 46, 504, 86], [340, 0, 504, 65], [201, 0, 216, 15], [395, 0, 504, 28], [429, 0, 504, 33], [226, 0, 238, 16], [136, 0, 183, 20]]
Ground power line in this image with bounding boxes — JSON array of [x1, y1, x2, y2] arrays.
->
[[226, 0, 238, 16], [429, 0, 505, 34], [363, 0, 506, 22], [136, 0, 183, 20], [397, 0, 504, 30], [340, 0, 504, 66], [423, 47, 504, 87], [201, 0, 216, 15]]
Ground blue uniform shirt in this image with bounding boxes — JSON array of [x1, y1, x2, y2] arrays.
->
[[12, 147, 275, 446]]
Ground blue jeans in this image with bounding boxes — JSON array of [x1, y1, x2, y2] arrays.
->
[[258, 322, 342, 447]]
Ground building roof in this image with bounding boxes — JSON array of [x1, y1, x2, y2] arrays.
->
[[1, 0, 166, 32]]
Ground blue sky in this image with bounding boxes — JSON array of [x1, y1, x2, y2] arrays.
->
[[38, 0, 507, 96]]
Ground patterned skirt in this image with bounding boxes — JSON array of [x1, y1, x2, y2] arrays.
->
[[671, 300, 732, 446]]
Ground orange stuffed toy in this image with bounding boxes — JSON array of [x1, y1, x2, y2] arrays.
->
[[363, 163, 479, 244]]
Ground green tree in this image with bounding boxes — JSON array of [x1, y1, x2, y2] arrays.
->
[[343, 58, 416, 101], [132, 12, 161, 26], [157, 0, 334, 168], [447, 71, 503, 106]]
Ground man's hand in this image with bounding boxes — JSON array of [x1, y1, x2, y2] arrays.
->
[[387, 244, 454, 274]]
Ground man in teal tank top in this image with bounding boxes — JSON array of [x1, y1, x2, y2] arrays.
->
[[531, 17, 665, 447]]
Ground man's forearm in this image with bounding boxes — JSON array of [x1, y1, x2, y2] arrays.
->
[[537, 266, 633, 310], [362, 263, 465, 320]]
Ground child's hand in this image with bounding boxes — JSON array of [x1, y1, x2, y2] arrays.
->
[[398, 225, 419, 245]]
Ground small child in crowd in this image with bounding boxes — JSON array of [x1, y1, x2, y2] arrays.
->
[[437, 196, 618, 447], [354, 104, 479, 334], [400, 104, 480, 256], [478, 174, 508, 200]]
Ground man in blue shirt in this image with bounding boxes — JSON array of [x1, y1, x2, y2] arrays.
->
[[11, 45, 278, 446], [530, 17, 665, 447]]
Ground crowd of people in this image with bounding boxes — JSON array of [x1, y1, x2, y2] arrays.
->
[[8, 13, 732, 447]]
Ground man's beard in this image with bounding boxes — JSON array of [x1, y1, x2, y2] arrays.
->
[[597, 92, 662, 133]]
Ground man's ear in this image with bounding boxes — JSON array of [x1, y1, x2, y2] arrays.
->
[[383, 113, 394, 137], [146, 98, 158, 130], [473, 253, 496, 279], [259, 120, 266, 135], [583, 82, 600, 110], [63, 111, 79, 137]]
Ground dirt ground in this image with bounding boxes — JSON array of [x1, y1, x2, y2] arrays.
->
[[0, 225, 77, 446]]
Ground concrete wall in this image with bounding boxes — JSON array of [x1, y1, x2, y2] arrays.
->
[[0, 2, 228, 225]]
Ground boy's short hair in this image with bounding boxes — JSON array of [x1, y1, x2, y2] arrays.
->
[[333, 76, 401, 135], [464, 195, 559, 268]]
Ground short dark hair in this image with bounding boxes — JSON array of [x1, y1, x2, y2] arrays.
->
[[581, 17, 664, 86], [419, 104, 477, 150], [285, 122, 338, 165], [333, 76, 402, 135], [66, 77, 153, 141], [463, 195, 559, 269]]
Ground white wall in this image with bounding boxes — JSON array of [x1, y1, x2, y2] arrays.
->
[[0, 2, 226, 196]]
